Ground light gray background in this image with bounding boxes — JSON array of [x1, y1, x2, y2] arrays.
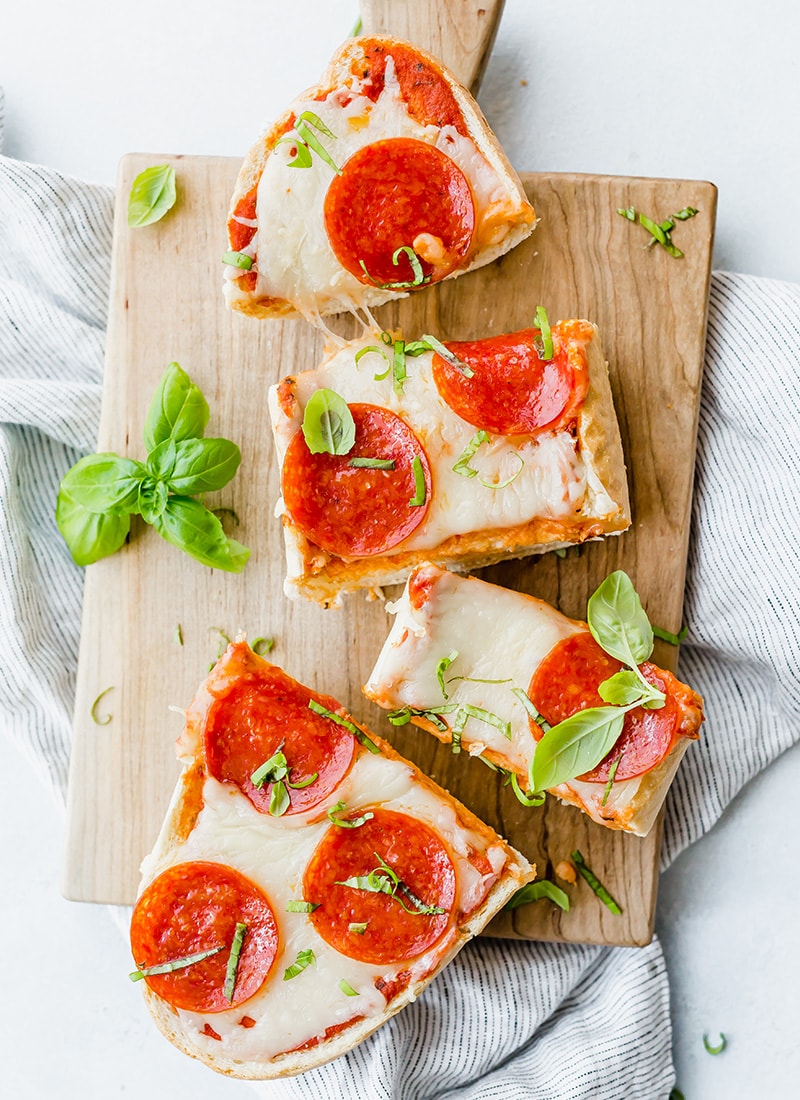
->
[[2, 1, 799, 1096]]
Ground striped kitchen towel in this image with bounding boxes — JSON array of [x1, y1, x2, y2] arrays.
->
[[2, 119, 799, 1098]]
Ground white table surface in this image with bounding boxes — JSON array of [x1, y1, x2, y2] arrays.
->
[[2, 1, 799, 1097]]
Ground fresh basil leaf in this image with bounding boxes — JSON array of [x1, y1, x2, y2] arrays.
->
[[509, 773, 546, 807], [505, 880, 570, 912], [587, 571, 654, 667], [531, 707, 625, 792], [151, 495, 250, 573], [165, 438, 242, 494], [137, 477, 169, 524], [143, 362, 210, 451], [146, 438, 178, 481], [59, 453, 146, 515], [597, 670, 650, 706], [251, 749, 287, 788], [55, 488, 131, 566], [269, 780, 290, 817], [302, 389, 356, 455], [127, 164, 177, 228]]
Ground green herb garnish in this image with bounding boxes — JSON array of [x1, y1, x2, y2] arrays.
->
[[453, 430, 489, 478], [221, 250, 253, 270], [336, 853, 445, 917], [420, 333, 474, 377], [348, 921, 368, 934], [129, 945, 223, 982], [571, 849, 622, 914], [617, 204, 699, 258], [436, 650, 459, 699], [601, 755, 622, 806], [90, 686, 115, 726], [251, 636, 275, 656], [348, 457, 395, 469], [283, 948, 316, 981], [508, 773, 546, 807], [534, 305, 554, 360], [56, 363, 248, 573], [308, 698, 381, 754], [223, 922, 247, 1002], [703, 1032, 727, 1055], [301, 389, 356, 456], [652, 623, 689, 646], [408, 455, 426, 507], [276, 111, 341, 174], [127, 164, 177, 228], [505, 880, 570, 912], [339, 978, 359, 996], [286, 900, 319, 913], [327, 800, 375, 828], [359, 246, 431, 290], [387, 704, 459, 733]]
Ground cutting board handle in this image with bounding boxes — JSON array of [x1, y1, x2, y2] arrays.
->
[[359, 0, 505, 92]]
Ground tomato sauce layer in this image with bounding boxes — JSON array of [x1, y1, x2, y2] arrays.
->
[[304, 809, 455, 966], [432, 328, 589, 436], [130, 861, 279, 1013], [351, 41, 468, 134], [528, 632, 683, 782], [204, 664, 357, 815], [282, 402, 431, 558], [324, 138, 474, 286]]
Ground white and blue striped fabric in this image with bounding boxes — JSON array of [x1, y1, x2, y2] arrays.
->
[[2, 104, 799, 1099]]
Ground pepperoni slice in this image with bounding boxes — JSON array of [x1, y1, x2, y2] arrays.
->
[[324, 138, 475, 286], [432, 327, 590, 436], [282, 403, 431, 558], [204, 663, 357, 815], [304, 809, 456, 965], [130, 862, 279, 1013], [527, 632, 682, 783]]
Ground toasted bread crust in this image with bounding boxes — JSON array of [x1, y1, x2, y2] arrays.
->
[[134, 640, 533, 1078], [225, 35, 535, 320]]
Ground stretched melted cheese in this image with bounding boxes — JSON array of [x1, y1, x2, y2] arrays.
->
[[226, 56, 523, 321], [139, 747, 509, 1063], [364, 566, 682, 834]]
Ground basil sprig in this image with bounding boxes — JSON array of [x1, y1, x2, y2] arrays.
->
[[127, 164, 177, 228], [505, 880, 570, 912], [529, 571, 666, 792], [301, 389, 356, 455], [56, 363, 249, 572]]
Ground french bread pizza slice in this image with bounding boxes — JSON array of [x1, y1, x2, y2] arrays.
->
[[223, 35, 535, 321], [364, 564, 704, 837], [130, 640, 533, 1079], [269, 316, 630, 604]]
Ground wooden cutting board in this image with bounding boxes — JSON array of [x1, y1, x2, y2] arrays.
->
[[62, 148, 716, 947]]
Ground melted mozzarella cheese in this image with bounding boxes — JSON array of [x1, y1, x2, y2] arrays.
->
[[365, 567, 650, 823], [251, 56, 516, 319], [139, 748, 509, 1063], [269, 339, 588, 569]]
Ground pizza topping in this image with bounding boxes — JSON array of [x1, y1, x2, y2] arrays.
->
[[533, 305, 554, 360], [221, 250, 253, 271], [323, 137, 475, 287], [306, 698, 381, 755], [129, 862, 279, 1013], [304, 809, 456, 965], [528, 631, 682, 784], [301, 388, 356, 455], [452, 430, 526, 489], [223, 922, 248, 1003], [285, 900, 319, 913], [327, 800, 375, 828], [283, 948, 316, 981], [431, 325, 589, 436], [339, 979, 359, 997], [275, 111, 341, 175], [282, 403, 431, 558], [204, 664, 357, 814]]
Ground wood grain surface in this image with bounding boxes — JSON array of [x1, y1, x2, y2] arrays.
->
[[62, 154, 715, 949], [360, 0, 505, 90]]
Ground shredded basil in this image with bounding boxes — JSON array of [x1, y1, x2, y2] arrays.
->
[[348, 921, 368, 934], [90, 686, 114, 726], [703, 1032, 727, 1055], [436, 650, 459, 699], [221, 250, 253, 270], [534, 305, 554, 360], [339, 978, 359, 996], [571, 849, 622, 914], [505, 880, 570, 912], [393, 339, 407, 394], [129, 945, 223, 981], [511, 687, 551, 731], [251, 636, 275, 656], [276, 111, 341, 175], [348, 457, 395, 469], [308, 698, 380, 754], [337, 852, 445, 916], [652, 623, 689, 646], [269, 780, 290, 817], [408, 455, 426, 507], [509, 773, 546, 807], [286, 900, 319, 913], [601, 755, 622, 806], [283, 948, 316, 981], [223, 922, 247, 1002], [419, 333, 474, 377], [359, 246, 431, 290], [617, 204, 699, 258], [327, 800, 375, 828]]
